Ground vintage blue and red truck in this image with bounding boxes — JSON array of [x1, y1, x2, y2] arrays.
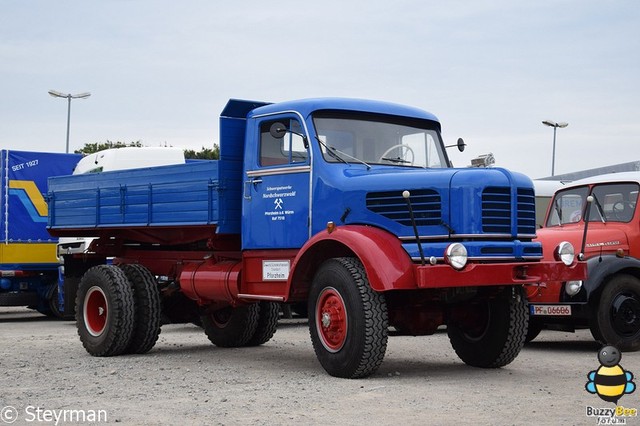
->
[[528, 172, 640, 351], [47, 98, 586, 378], [0, 149, 80, 316]]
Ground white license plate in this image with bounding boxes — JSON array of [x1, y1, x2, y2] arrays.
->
[[529, 304, 572, 316]]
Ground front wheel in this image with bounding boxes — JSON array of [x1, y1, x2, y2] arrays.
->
[[308, 257, 388, 378], [448, 286, 528, 368], [591, 274, 640, 352], [76, 265, 135, 356]]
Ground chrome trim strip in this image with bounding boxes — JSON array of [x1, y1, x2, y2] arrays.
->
[[246, 165, 311, 177], [238, 294, 286, 302], [411, 255, 543, 262], [400, 233, 537, 241]]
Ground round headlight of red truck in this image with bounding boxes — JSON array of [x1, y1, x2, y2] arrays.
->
[[554, 241, 575, 266], [445, 243, 468, 270], [565, 280, 583, 296]]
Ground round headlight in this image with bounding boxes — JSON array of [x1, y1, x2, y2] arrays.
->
[[554, 241, 575, 266], [445, 243, 468, 270], [565, 280, 583, 296]]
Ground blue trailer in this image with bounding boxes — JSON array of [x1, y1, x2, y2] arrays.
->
[[0, 150, 81, 316], [47, 98, 586, 378]]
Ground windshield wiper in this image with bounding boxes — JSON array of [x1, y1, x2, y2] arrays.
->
[[314, 136, 371, 170], [553, 198, 563, 224], [381, 157, 411, 164], [590, 193, 607, 223]]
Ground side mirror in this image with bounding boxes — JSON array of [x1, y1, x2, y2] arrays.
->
[[445, 137, 467, 152], [270, 122, 287, 139], [269, 121, 309, 149]]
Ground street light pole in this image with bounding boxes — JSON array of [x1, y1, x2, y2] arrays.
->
[[542, 119, 568, 176], [48, 90, 91, 153]]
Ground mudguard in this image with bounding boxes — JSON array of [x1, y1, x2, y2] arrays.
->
[[581, 255, 640, 300], [288, 225, 415, 293]]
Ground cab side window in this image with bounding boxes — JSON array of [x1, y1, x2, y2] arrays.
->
[[259, 119, 307, 167]]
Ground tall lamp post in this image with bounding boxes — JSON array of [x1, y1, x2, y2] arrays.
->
[[542, 119, 568, 176], [48, 90, 91, 153]]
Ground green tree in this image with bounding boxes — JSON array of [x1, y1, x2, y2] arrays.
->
[[74, 141, 142, 154], [183, 145, 220, 160]]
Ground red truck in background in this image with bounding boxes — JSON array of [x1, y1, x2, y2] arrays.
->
[[528, 172, 640, 351]]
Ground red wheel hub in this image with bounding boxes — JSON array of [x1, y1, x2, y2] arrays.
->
[[84, 286, 108, 337], [316, 287, 348, 352]]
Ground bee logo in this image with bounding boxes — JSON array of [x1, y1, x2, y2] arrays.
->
[[586, 345, 636, 404]]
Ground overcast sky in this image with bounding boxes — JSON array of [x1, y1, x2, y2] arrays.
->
[[1, 1, 638, 179]]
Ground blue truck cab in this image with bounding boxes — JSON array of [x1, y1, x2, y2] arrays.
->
[[47, 98, 586, 378]]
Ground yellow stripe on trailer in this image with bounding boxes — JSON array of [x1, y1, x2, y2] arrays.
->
[[8, 180, 48, 216], [0, 243, 58, 264]]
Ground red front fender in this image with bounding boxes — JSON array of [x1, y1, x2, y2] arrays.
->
[[288, 225, 416, 294]]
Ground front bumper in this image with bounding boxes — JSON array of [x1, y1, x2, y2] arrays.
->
[[414, 260, 587, 289]]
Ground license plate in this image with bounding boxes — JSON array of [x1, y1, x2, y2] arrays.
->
[[529, 304, 572, 316]]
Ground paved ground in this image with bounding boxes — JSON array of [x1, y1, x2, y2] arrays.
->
[[1, 306, 639, 426]]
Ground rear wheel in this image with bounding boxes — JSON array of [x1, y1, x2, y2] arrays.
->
[[119, 264, 162, 354], [591, 274, 640, 351], [201, 304, 260, 347], [448, 286, 528, 368], [308, 257, 388, 378], [245, 302, 279, 346], [76, 265, 135, 356], [47, 284, 63, 319]]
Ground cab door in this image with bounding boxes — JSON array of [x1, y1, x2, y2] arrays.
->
[[242, 115, 311, 249]]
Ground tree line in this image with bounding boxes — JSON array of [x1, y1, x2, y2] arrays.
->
[[75, 141, 220, 160]]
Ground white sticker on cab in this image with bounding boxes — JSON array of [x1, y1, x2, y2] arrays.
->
[[262, 260, 290, 281]]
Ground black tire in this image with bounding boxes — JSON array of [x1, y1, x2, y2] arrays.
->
[[39, 283, 64, 319], [0, 291, 39, 306], [245, 302, 279, 346], [591, 274, 640, 352], [308, 257, 388, 379], [525, 322, 543, 343], [76, 265, 135, 356], [201, 304, 260, 347], [448, 286, 528, 368], [119, 264, 162, 354]]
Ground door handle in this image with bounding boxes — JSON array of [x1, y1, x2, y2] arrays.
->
[[243, 177, 263, 200]]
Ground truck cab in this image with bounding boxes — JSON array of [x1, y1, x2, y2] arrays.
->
[[529, 172, 640, 350]]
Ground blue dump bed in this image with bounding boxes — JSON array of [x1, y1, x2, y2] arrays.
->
[[47, 160, 241, 236]]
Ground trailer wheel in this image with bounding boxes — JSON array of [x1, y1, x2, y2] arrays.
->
[[76, 265, 135, 356], [308, 257, 388, 378], [201, 304, 260, 347], [0, 292, 39, 306], [119, 264, 162, 354], [591, 274, 640, 352], [245, 302, 279, 346], [448, 286, 527, 368]]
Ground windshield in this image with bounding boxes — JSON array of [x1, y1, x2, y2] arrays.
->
[[546, 182, 639, 226], [312, 112, 447, 168]]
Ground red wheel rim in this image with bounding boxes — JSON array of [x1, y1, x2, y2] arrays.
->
[[84, 286, 108, 337], [316, 287, 348, 352]]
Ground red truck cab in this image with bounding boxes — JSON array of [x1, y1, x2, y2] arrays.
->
[[529, 172, 640, 350]]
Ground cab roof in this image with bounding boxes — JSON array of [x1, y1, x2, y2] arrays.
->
[[222, 98, 440, 128]]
